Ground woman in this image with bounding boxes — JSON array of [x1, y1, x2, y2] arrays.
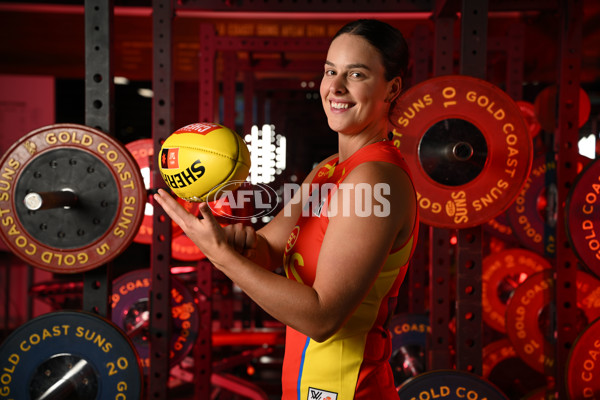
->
[[154, 19, 418, 399]]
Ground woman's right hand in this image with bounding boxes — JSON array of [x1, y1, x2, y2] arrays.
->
[[223, 222, 258, 259]]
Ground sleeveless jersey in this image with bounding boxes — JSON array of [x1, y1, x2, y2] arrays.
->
[[281, 140, 418, 400]]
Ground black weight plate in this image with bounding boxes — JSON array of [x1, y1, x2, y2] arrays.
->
[[0, 310, 142, 399], [15, 148, 119, 249], [0, 123, 146, 273], [506, 156, 556, 256], [398, 369, 509, 400], [389, 314, 428, 386]]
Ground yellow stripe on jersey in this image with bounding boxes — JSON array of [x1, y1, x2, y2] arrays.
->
[[296, 236, 414, 399]]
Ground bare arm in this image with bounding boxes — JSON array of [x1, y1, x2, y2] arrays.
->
[[153, 160, 415, 341]]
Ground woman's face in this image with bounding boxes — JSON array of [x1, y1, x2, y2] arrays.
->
[[320, 33, 394, 136]]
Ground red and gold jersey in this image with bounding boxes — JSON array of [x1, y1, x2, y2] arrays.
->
[[281, 140, 418, 400]]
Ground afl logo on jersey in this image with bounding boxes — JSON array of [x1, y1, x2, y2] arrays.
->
[[285, 226, 300, 254]]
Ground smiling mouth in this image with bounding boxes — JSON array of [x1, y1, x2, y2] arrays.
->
[[331, 101, 351, 110]]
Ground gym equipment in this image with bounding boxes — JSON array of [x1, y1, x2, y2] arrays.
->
[[566, 316, 600, 399], [0, 123, 145, 273], [506, 156, 556, 255], [534, 85, 591, 132], [516, 101, 541, 139], [482, 248, 551, 333], [398, 369, 509, 399], [482, 338, 547, 398], [389, 75, 533, 228], [389, 313, 428, 386], [111, 269, 199, 374], [0, 310, 143, 399], [505, 269, 600, 374], [566, 158, 600, 277]]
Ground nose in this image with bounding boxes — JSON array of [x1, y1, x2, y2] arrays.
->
[[328, 75, 347, 95]]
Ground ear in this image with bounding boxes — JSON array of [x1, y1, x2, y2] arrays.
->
[[385, 77, 402, 103]]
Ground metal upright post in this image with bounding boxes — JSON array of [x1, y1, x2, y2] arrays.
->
[[554, 1, 584, 397], [428, 3, 455, 370], [455, 0, 488, 375], [83, 0, 114, 318], [149, 0, 174, 398]]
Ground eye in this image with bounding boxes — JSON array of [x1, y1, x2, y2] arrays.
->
[[349, 71, 363, 79], [324, 69, 336, 76]]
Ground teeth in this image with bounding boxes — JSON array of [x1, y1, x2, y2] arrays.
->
[[331, 102, 349, 109]]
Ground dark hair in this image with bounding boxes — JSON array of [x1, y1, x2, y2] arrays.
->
[[332, 19, 409, 82]]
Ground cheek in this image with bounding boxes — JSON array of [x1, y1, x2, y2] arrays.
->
[[319, 81, 328, 98]]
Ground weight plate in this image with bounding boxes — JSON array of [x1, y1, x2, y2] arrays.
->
[[516, 101, 541, 139], [566, 316, 600, 399], [505, 270, 600, 374], [534, 85, 591, 132], [483, 212, 517, 243], [482, 338, 547, 398], [0, 310, 142, 399], [566, 158, 600, 277], [389, 313, 428, 386], [171, 233, 206, 261], [398, 369, 509, 400], [389, 75, 533, 228], [111, 269, 198, 373], [0, 124, 145, 273], [482, 248, 551, 333], [506, 156, 556, 255]]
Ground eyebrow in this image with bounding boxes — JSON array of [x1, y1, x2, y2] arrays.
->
[[325, 60, 371, 70]]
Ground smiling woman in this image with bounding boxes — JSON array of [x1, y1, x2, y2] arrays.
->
[[153, 19, 418, 400]]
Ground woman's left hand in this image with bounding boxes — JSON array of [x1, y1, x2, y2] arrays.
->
[[153, 188, 229, 266]]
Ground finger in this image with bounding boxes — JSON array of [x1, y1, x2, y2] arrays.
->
[[244, 226, 258, 251], [153, 189, 195, 228], [232, 225, 248, 253], [198, 202, 222, 230]]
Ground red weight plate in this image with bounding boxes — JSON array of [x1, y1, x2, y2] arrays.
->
[[505, 270, 600, 374], [389, 75, 533, 228], [0, 124, 145, 273], [172, 233, 206, 261], [482, 248, 551, 333], [566, 158, 600, 277], [111, 269, 198, 373], [482, 338, 547, 398], [484, 211, 517, 243], [507, 156, 556, 256], [534, 85, 591, 132], [483, 339, 519, 379], [516, 101, 542, 139], [566, 317, 600, 399]]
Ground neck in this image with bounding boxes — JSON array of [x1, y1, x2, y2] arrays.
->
[[337, 131, 387, 163]]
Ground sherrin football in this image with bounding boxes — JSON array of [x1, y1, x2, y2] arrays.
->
[[159, 123, 251, 202]]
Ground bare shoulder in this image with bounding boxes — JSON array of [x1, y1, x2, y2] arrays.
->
[[333, 160, 417, 246], [342, 160, 414, 192]]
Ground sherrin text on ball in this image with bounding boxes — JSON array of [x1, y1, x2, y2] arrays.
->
[[158, 123, 251, 202]]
